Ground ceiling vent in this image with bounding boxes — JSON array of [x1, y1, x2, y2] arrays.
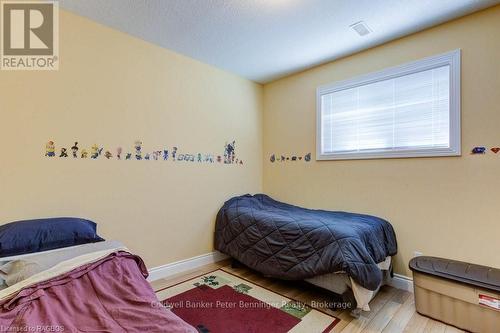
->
[[350, 21, 372, 36]]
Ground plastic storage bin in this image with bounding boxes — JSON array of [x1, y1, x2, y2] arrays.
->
[[409, 256, 500, 333]]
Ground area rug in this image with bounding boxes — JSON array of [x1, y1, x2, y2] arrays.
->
[[155, 269, 340, 333]]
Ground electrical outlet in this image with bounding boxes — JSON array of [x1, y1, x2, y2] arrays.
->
[[414, 251, 423, 257]]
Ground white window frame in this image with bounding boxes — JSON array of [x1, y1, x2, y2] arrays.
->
[[316, 49, 461, 161]]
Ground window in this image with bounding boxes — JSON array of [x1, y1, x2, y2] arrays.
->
[[316, 50, 461, 160]]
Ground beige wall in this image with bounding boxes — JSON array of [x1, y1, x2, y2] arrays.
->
[[0, 10, 263, 268], [263, 6, 500, 277]]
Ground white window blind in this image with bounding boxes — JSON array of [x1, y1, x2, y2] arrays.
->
[[317, 50, 460, 160]]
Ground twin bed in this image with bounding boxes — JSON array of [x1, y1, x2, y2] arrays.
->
[[0, 195, 397, 331], [214, 194, 398, 315], [0, 218, 195, 332]]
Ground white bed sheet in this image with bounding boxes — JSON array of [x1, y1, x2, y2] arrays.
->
[[0, 240, 124, 289], [305, 256, 392, 311]]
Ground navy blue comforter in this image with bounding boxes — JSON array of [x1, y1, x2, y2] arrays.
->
[[215, 194, 397, 291]]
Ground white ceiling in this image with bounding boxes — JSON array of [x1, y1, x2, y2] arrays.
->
[[59, 0, 500, 83]]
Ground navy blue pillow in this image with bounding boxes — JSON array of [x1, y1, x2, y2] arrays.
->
[[0, 217, 105, 257]]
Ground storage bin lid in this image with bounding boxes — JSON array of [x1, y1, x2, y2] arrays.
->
[[409, 256, 500, 293]]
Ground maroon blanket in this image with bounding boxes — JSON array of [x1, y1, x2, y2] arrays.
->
[[0, 252, 195, 332]]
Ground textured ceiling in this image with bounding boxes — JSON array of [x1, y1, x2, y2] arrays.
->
[[59, 0, 500, 83]]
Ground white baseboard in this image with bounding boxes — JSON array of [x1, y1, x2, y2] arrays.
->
[[387, 273, 414, 292], [147, 251, 229, 282]]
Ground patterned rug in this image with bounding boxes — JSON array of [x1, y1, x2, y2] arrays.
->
[[155, 269, 340, 333]]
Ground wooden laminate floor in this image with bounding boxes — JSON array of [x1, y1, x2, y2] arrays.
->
[[150, 260, 465, 333]]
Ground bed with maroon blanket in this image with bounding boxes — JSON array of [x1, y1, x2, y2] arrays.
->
[[0, 243, 195, 332]]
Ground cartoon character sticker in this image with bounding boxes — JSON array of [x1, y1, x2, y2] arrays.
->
[[134, 141, 143, 160], [491, 147, 500, 154], [116, 147, 123, 160], [205, 154, 214, 163], [90, 144, 100, 159], [104, 151, 113, 159], [71, 142, 79, 158], [471, 147, 486, 154], [81, 149, 88, 158], [45, 141, 55, 157], [224, 141, 236, 164], [172, 147, 178, 161], [59, 148, 68, 157]]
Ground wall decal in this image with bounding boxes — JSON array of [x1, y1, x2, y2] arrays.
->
[[172, 147, 178, 160], [134, 141, 143, 160], [269, 152, 312, 163], [224, 141, 236, 164], [71, 142, 79, 158], [90, 144, 101, 159], [471, 147, 486, 154], [44, 140, 244, 166], [491, 147, 500, 154], [45, 141, 55, 157]]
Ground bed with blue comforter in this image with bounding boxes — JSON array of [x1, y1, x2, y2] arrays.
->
[[214, 194, 397, 291]]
